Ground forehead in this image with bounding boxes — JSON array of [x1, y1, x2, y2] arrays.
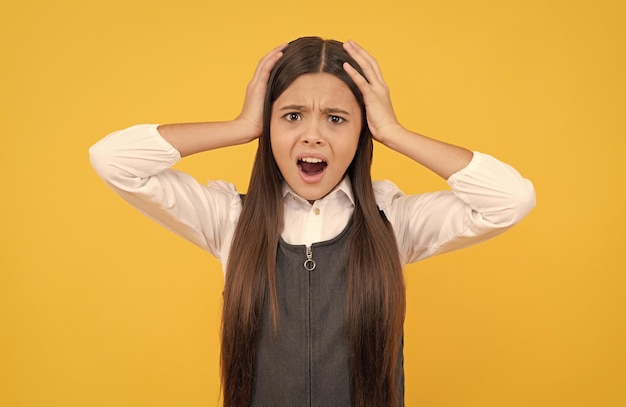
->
[[274, 73, 358, 107]]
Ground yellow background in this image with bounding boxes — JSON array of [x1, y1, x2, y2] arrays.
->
[[2, 0, 624, 405]]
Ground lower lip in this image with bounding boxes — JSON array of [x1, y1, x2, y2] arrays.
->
[[298, 166, 326, 184]]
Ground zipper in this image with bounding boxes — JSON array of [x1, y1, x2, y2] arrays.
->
[[304, 245, 316, 271], [305, 245, 314, 407]]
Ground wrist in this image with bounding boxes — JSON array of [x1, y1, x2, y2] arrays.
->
[[372, 123, 407, 147], [232, 117, 262, 144]]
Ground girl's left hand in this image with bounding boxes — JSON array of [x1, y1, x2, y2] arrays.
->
[[342, 40, 403, 144]]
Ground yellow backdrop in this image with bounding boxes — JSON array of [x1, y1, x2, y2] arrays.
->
[[2, 0, 624, 406]]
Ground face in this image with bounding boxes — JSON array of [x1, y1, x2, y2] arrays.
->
[[270, 73, 362, 202]]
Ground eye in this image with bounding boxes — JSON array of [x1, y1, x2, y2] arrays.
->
[[284, 112, 302, 122], [328, 115, 345, 124]]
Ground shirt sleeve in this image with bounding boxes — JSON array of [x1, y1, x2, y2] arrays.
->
[[374, 151, 536, 265], [88, 124, 242, 262]]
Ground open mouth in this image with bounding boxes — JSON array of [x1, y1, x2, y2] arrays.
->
[[298, 157, 327, 176]]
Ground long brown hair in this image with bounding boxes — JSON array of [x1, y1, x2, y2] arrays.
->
[[221, 37, 406, 406]]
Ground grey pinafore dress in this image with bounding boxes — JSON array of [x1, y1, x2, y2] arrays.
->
[[250, 219, 404, 406]]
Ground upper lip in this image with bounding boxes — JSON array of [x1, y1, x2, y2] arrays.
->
[[296, 153, 328, 163]]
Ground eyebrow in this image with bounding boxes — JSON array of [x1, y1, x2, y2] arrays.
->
[[278, 104, 351, 115]]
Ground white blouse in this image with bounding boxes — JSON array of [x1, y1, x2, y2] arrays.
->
[[89, 124, 536, 272]]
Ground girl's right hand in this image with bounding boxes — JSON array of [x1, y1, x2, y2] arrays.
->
[[235, 43, 286, 142], [156, 44, 286, 157]]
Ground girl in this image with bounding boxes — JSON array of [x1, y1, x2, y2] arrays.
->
[[90, 37, 535, 407]]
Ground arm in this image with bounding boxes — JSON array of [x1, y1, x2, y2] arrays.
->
[[343, 40, 535, 263], [374, 152, 535, 264], [89, 44, 285, 261], [89, 124, 241, 259]]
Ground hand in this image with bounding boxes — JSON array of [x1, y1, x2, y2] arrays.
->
[[235, 43, 286, 142], [342, 40, 403, 144]]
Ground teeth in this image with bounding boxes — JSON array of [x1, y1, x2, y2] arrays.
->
[[300, 157, 324, 163]]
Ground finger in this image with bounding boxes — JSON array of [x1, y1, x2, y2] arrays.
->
[[343, 40, 385, 86], [253, 44, 286, 80], [348, 40, 385, 85], [251, 43, 287, 83], [343, 61, 371, 94]]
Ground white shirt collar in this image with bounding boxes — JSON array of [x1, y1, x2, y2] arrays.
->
[[281, 176, 355, 207]]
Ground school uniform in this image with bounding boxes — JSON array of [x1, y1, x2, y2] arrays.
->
[[89, 124, 535, 405]]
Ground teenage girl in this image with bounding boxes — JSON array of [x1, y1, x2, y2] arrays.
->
[[90, 37, 535, 407]]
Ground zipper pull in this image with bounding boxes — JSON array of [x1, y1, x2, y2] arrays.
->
[[304, 246, 316, 271]]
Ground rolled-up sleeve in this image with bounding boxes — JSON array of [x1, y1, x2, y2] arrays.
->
[[374, 152, 536, 265], [89, 124, 241, 263]]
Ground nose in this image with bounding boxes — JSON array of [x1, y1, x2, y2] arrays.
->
[[301, 121, 325, 146]]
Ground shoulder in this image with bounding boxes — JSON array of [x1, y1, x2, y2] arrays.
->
[[372, 180, 405, 214], [204, 180, 244, 221]]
